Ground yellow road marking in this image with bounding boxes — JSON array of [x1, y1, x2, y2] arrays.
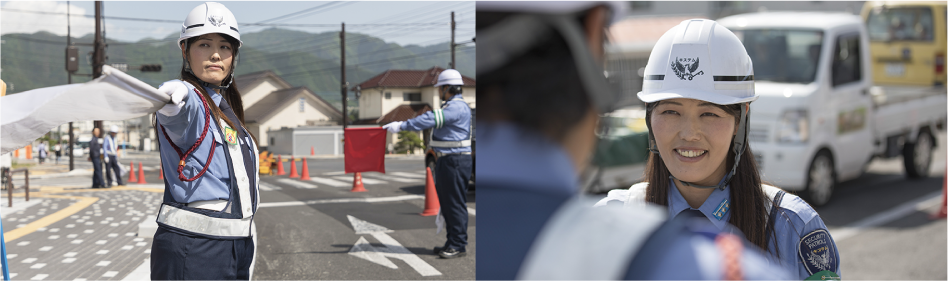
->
[[2, 185, 162, 242], [3, 194, 98, 242]]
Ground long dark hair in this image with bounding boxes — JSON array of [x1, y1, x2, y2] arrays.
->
[[180, 35, 254, 142], [643, 102, 778, 255]]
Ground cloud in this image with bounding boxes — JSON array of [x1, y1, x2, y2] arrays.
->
[[1, 1, 96, 37]]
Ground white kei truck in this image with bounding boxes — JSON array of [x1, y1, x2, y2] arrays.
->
[[717, 12, 947, 206]]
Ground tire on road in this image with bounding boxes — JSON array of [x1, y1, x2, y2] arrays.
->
[[903, 129, 934, 179], [804, 150, 836, 207]]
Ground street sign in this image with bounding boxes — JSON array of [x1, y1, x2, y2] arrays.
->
[[346, 215, 442, 276]]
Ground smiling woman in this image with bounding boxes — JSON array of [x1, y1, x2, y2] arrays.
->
[[598, 19, 842, 280]]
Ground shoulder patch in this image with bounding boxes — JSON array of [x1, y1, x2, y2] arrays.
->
[[798, 229, 838, 275]]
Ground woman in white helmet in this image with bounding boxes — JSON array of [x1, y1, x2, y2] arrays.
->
[[597, 19, 841, 280], [151, 2, 260, 279]]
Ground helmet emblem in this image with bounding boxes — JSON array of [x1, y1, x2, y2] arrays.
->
[[209, 15, 225, 27], [671, 57, 704, 80]]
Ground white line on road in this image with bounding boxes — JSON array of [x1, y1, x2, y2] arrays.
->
[[467, 207, 476, 216], [323, 171, 348, 176], [277, 178, 318, 189], [347, 216, 442, 276], [390, 172, 427, 179], [258, 182, 281, 191], [307, 177, 350, 188], [258, 194, 425, 208], [361, 173, 421, 183], [830, 191, 942, 241], [332, 176, 386, 185]]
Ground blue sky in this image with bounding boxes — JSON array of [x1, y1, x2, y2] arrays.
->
[[0, 1, 476, 47]]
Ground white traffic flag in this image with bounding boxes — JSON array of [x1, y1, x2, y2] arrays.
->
[[1, 65, 169, 154]]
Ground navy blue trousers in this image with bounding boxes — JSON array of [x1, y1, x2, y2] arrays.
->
[[91, 156, 105, 188], [434, 154, 473, 251], [104, 155, 124, 186], [151, 227, 254, 280]]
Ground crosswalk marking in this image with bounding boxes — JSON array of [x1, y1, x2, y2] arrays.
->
[[361, 173, 421, 183], [390, 172, 427, 179], [307, 177, 351, 188], [277, 178, 318, 189], [259, 182, 282, 191], [332, 176, 386, 185], [323, 171, 348, 176]]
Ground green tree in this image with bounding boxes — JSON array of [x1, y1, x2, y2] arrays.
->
[[394, 131, 424, 154]]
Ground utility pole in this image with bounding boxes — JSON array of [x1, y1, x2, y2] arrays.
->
[[92, 1, 104, 132], [451, 11, 456, 69], [67, 0, 75, 171], [340, 22, 347, 130]]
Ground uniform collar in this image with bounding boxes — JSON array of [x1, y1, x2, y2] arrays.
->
[[667, 179, 732, 230], [202, 85, 224, 107]]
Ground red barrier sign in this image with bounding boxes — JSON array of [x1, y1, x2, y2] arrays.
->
[[344, 128, 387, 174]]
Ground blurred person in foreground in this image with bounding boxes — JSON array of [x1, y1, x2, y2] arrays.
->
[[476, 2, 792, 279]]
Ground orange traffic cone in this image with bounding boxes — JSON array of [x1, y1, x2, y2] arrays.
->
[[276, 155, 286, 175], [137, 162, 147, 184], [420, 167, 440, 216], [159, 166, 164, 180], [288, 157, 299, 178], [14, 148, 19, 158], [311, 147, 315, 156], [129, 161, 137, 183], [931, 168, 947, 219], [300, 158, 311, 180], [25, 145, 31, 160], [350, 172, 367, 192]]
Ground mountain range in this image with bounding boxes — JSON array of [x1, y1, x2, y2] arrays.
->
[[0, 28, 476, 109]]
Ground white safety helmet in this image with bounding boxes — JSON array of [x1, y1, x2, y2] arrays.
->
[[110, 125, 119, 133], [434, 69, 464, 87], [641, 19, 756, 190], [638, 19, 757, 105], [178, 2, 242, 50]]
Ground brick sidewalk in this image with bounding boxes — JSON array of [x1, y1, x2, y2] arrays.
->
[[2, 187, 161, 280]]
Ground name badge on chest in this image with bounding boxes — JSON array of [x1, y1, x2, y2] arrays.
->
[[224, 126, 238, 146]]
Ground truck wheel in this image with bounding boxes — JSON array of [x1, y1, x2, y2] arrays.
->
[[903, 130, 933, 179], [804, 151, 836, 207]]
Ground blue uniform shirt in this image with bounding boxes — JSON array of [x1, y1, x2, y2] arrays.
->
[[104, 136, 118, 156], [400, 95, 472, 153], [156, 79, 237, 204], [666, 181, 842, 279]]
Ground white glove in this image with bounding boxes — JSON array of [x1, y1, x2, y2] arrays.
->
[[157, 81, 190, 116], [104, 155, 109, 164], [382, 121, 403, 133]]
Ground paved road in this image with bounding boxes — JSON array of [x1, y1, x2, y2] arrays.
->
[[817, 131, 947, 279], [2, 154, 475, 280]]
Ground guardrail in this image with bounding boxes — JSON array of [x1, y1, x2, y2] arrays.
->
[[2, 167, 29, 207]]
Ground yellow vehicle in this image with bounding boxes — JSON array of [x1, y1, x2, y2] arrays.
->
[[259, 151, 276, 175], [862, 1, 947, 86]]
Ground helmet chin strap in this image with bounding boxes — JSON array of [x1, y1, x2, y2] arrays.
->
[[647, 103, 750, 191]]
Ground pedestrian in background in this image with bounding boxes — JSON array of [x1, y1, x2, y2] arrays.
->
[[151, 2, 260, 279], [89, 127, 107, 189], [383, 69, 473, 259], [54, 142, 62, 164], [103, 125, 124, 186], [476, 2, 791, 279], [596, 19, 841, 280], [37, 141, 48, 164]]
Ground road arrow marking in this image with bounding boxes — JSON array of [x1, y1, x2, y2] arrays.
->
[[346, 215, 442, 276]]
